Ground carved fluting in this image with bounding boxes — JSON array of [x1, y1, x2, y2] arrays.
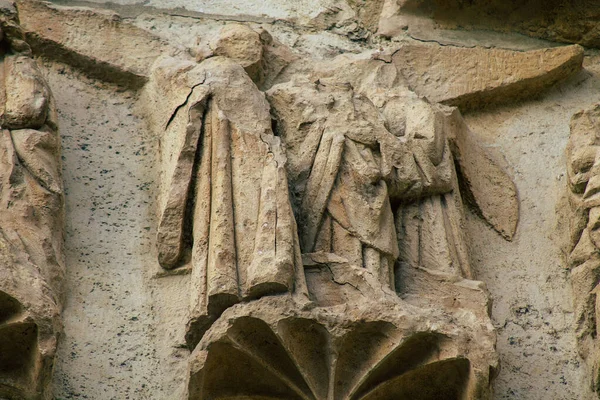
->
[[193, 317, 470, 400], [0, 3, 64, 399], [187, 296, 497, 400], [567, 104, 600, 393]]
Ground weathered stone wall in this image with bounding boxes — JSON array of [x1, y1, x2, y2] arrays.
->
[[2, 1, 600, 399]]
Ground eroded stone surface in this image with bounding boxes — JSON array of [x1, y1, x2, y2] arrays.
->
[[567, 105, 600, 394], [17, 0, 175, 87], [445, 109, 519, 240], [6, 1, 600, 399], [392, 43, 584, 112], [380, 0, 600, 49], [188, 295, 497, 400], [0, 4, 64, 399], [145, 55, 306, 347], [142, 24, 504, 400]]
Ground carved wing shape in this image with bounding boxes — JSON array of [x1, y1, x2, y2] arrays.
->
[[446, 108, 519, 241]]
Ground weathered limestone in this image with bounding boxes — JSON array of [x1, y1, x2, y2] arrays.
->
[[379, 0, 600, 49], [134, 18, 600, 399], [391, 43, 584, 112], [141, 0, 356, 28], [444, 109, 519, 240], [145, 55, 307, 347], [267, 68, 463, 286], [0, 3, 64, 399], [139, 25, 506, 400], [567, 105, 600, 395], [6, 1, 598, 398], [205, 24, 298, 90], [188, 295, 497, 400], [17, 0, 174, 88]]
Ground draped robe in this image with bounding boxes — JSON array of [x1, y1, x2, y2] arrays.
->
[[153, 57, 306, 344]]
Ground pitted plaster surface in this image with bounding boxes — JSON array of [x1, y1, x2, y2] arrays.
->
[[464, 66, 600, 399], [41, 61, 179, 399]]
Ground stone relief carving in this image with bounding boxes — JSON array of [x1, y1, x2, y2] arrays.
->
[[188, 302, 493, 400], [266, 63, 473, 290], [0, 3, 64, 399], [144, 25, 515, 399], [150, 54, 306, 347], [567, 105, 600, 394], [2, 0, 592, 398]]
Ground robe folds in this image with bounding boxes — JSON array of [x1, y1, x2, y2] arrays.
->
[[153, 57, 306, 345], [266, 80, 471, 290]]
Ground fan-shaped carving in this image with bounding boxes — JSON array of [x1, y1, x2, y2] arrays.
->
[[190, 316, 475, 400], [360, 358, 470, 400]]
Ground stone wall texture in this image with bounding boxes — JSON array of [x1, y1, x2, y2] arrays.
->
[[1, 0, 600, 399]]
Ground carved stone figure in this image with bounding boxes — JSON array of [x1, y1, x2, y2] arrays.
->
[[0, 3, 64, 399], [268, 81, 401, 289], [148, 54, 307, 347], [1, 0, 593, 396], [567, 104, 600, 393], [143, 27, 502, 399], [267, 70, 468, 294]]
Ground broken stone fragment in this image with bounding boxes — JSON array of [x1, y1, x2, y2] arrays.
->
[[17, 0, 173, 88], [381, 0, 600, 48], [2, 55, 49, 129], [444, 108, 519, 240], [393, 43, 584, 111], [207, 23, 297, 90], [210, 24, 263, 83]]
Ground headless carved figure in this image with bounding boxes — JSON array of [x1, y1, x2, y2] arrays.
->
[[152, 56, 306, 346], [0, 5, 64, 399], [267, 79, 462, 294]]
